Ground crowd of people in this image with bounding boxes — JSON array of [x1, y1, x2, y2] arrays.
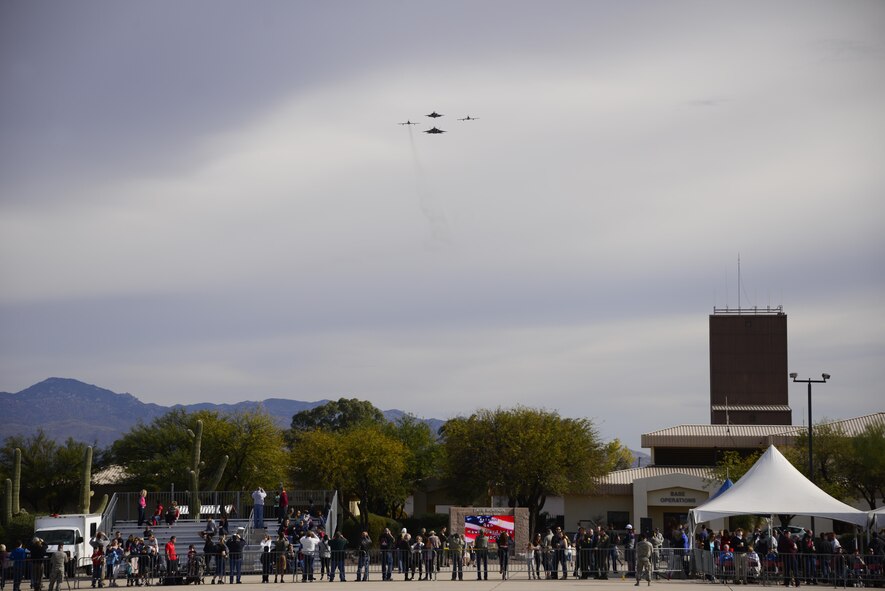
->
[[4, 493, 883, 590], [695, 525, 885, 586]]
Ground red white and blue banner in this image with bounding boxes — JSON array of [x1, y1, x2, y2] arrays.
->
[[464, 514, 514, 544]]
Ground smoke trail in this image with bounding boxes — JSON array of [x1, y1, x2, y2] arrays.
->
[[408, 126, 451, 246]]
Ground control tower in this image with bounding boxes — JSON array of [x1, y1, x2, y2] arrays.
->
[[709, 306, 791, 425]]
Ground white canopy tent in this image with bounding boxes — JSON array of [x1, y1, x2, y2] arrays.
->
[[689, 445, 869, 530]]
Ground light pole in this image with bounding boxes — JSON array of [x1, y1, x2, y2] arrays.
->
[[789, 372, 830, 533]]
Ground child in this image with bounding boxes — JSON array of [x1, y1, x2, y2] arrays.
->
[[152, 503, 164, 527], [92, 546, 105, 588], [526, 542, 537, 579]]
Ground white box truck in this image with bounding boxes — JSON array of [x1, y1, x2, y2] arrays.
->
[[34, 513, 102, 573]]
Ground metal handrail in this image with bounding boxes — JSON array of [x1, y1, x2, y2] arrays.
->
[[99, 492, 119, 533]]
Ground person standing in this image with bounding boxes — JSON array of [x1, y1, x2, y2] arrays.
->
[[225, 533, 244, 584], [251, 487, 266, 530], [778, 530, 800, 587], [410, 536, 424, 581], [427, 531, 440, 576], [356, 531, 371, 582], [497, 531, 510, 579], [10, 542, 27, 591], [0, 543, 10, 591], [328, 532, 347, 582], [257, 534, 272, 584], [164, 536, 178, 577], [526, 539, 538, 580], [450, 534, 465, 581], [552, 526, 568, 579], [625, 524, 636, 578], [578, 528, 595, 579], [30, 538, 47, 591], [47, 545, 68, 591], [90, 544, 104, 588], [317, 531, 331, 580], [541, 528, 553, 578], [105, 542, 122, 587], [651, 528, 664, 571], [396, 531, 411, 579], [272, 533, 288, 584], [137, 491, 148, 527], [635, 533, 654, 586], [277, 486, 288, 524], [437, 527, 449, 570], [298, 530, 317, 583], [421, 536, 435, 581], [379, 528, 395, 581], [474, 530, 488, 580]]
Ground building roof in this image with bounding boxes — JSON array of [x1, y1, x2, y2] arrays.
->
[[594, 465, 716, 495], [93, 464, 131, 485], [642, 412, 885, 449]]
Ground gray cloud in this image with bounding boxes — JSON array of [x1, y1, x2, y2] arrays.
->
[[2, 0, 884, 449]]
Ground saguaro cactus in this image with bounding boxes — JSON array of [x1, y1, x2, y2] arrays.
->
[[187, 419, 228, 522], [79, 446, 108, 514], [12, 448, 21, 515]]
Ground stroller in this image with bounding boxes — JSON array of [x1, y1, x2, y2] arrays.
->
[[185, 555, 205, 585]]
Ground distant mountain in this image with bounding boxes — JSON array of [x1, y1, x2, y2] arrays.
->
[[631, 449, 651, 468], [0, 377, 446, 446]]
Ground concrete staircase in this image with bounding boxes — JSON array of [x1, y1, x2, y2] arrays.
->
[[111, 518, 253, 551]]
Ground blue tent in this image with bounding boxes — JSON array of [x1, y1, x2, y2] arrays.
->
[[711, 478, 734, 499]]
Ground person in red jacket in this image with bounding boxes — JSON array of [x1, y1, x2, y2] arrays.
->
[[165, 536, 178, 574]]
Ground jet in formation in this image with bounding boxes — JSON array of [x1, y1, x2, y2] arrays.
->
[[398, 120, 420, 126], [424, 127, 446, 134], [458, 115, 479, 121], [426, 111, 444, 118]]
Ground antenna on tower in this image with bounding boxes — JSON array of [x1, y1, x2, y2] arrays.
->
[[738, 254, 741, 311]]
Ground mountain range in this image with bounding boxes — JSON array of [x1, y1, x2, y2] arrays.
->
[[1, 378, 651, 467], [0, 377, 446, 447]]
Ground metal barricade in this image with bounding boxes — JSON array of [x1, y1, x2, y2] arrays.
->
[[688, 549, 885, 587]]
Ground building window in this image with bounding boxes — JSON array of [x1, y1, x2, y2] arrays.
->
[[607, 511, 629, 530]]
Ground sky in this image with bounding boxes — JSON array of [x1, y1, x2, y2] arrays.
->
[[2, 1, 883, 450]]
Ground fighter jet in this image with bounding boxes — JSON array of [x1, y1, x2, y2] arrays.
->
[[426, 111, 444, 118], [424, 127, 446, 134], [458, 115, 479, 121], [398, 120, 420, 126]]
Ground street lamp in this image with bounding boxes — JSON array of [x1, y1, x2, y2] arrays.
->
[[789, 372, 830, 533]]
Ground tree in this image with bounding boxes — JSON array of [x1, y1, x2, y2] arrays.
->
[[441, 406, 608, 534], [110, 408, 286, 492], [712, 450, 763, 484], [0, 431, 96, 514], [787, 420, 885, 509], [217, 411, 287, 491], [383, 415, 441, 518], [289, 398, 385, 438], [291, 425, 409, 528], [843, 422, 885, 509], [603, 439, 635, 472]]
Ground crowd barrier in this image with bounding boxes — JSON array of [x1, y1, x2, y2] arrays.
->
[[4, 548, 882, 586], [694, 549, 884, 587]]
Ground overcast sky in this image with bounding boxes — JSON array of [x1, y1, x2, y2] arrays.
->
[[2, 1, 883, 450]]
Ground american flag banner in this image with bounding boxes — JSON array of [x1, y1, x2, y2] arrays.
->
[[464, 514, 515, 544]]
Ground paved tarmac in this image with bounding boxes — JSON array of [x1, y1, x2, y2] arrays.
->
[[60, 571, 709, 591], [66, 575, 703, 591], [147, 573, 703, 591]]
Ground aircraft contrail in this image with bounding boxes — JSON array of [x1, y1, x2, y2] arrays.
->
[[408, 126, 451, 246]]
